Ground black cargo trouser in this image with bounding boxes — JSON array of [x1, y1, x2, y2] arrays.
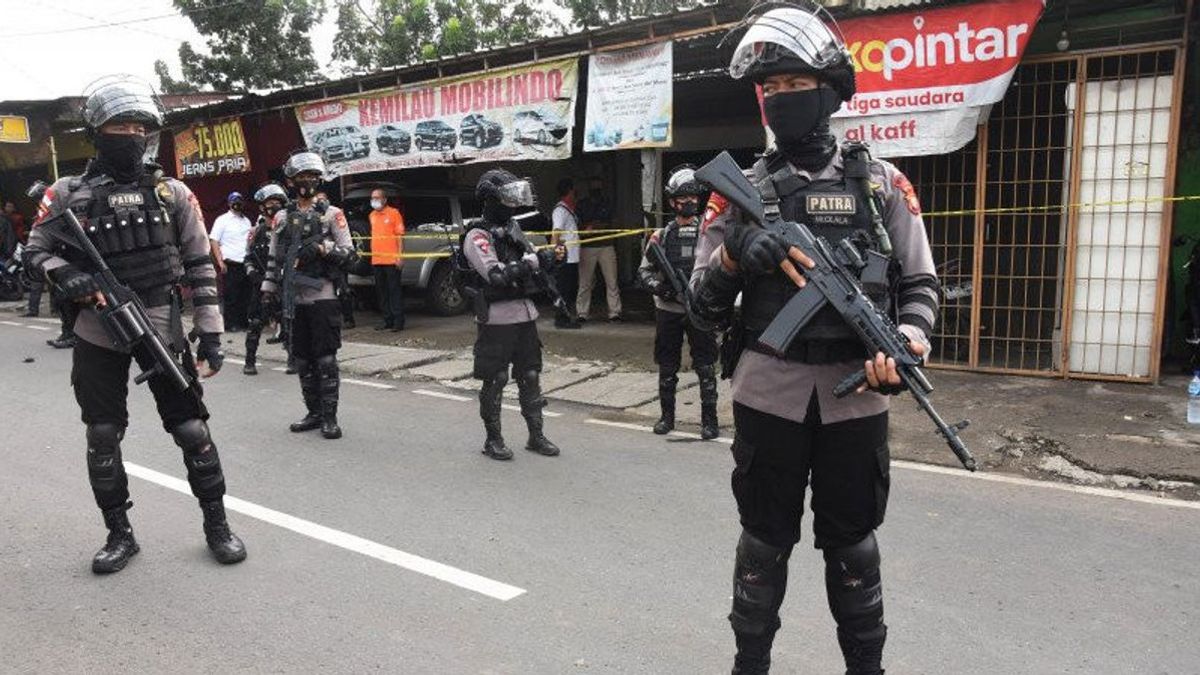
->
[[291, 299, 343, 361], [473, 321, 542, 380], [653, 308, 718, 375], [731, 397, 889, 550], [222, 260, 248, 329]]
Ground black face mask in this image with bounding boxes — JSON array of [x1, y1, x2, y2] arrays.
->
[[231, 203, 243, 212], [293, 178, 319, 198], [93, 133, 148, 183], [763, 88, 841, 145], [263, 204, 281, 218], [483, 200, 515, 225]]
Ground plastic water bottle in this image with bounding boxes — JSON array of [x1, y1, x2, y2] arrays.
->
[[1189, 372, 1200, 425]]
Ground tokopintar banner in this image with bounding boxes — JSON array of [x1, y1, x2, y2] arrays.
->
[[294, 58, 580, 177], [828, 0, 1045, 157]]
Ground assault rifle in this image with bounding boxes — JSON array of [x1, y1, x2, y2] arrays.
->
[[38, 209, 191, 391], [644, 238, 699, 327], [695, 151, 975, 471], [510, 215, 576, 322]]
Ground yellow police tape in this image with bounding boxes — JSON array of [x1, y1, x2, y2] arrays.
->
[[350, 192, 1200, 258]]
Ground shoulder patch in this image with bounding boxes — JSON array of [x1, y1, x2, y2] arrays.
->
[[893, 173, 922, 216], [334, 210, 348, 230], [471, 231, 491, 255], [702, 193, 729, 232]]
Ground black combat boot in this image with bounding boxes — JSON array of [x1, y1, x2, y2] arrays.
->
[[47, 332, 76, 349], [316, 355, 342, 440], [199, 500, 247, 564], [284, 351, 298, 374], [92, 501, 139, 574], [289, 359, 322, 432], [516, 370, 559, 456], [697, 364, 720, 440], [732, 633, 773, 674], [654, 373, 678, 435], [838, 630, 886, 675], [480, 374, 512, 460]]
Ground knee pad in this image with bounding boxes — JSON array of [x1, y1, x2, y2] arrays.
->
[[480, 371, 509, 400], [823, 532, 885, 640], [729, 530, 793, 637], [86, 423, 126, 485], [315, 354, 338, 378], [170, 419, 225, 497], [247, 317, 263, 330], [514, 370, 545, 409], [658, 372, 679, 388]]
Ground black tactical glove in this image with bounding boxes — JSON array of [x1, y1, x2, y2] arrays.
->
[[503, 260, 531, 286], [323, 245, 355, 269], [51, 264, 101, 301], [724, 223, 791, 278], [195, 332, 224, 373], [297, 240, 323, 265], [535, 248, 557, 271]]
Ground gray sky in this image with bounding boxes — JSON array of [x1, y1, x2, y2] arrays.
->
[[0, 0, 341, 100]]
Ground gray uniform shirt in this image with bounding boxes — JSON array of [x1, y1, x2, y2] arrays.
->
[[462, 226, 539, 325], [261, 203, 353, 305], [27, 172, 223, 350], [690, 151, 938, 425]]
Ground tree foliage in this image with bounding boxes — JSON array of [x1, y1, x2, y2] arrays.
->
[[330, 0, 550, 72], [170, 0, 328, 91], [563, 0, 710, 29], [154, 60, 199, 94]]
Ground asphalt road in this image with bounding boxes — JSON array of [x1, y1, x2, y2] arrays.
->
[[0, 318, 1197, 674]]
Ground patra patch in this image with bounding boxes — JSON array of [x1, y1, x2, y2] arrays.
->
[[107, 192, 145, 208], [805, 194, 857, 215]]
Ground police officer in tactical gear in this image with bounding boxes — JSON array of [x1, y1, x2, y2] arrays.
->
[[261, 152, 356, 440], [638, 165, 720, 439], [242, 182, 287, 376], [461, 169, 564, 461], [690, 6, 939, 673], [24, 75, 246, 573]]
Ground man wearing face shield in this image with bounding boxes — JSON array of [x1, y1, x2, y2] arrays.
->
[[689, 5, 940, 674], [261, 152, 357, 440], [637, 165, 720, 440], [23, 75, 247, 573], [461, 169, 565, 460], [242, 182, 288, 376]]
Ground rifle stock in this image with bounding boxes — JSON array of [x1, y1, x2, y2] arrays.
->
[[645, 239, 699, 327]]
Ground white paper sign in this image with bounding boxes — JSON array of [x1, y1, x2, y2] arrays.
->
[[584, 41, 673, 152]]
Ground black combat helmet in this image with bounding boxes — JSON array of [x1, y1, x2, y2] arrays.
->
[[727, 1, 856, 102]]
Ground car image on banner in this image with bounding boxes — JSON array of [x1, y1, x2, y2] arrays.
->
[[294, 58, 579, 177], [310, 125, 371, 164], [513, 109, 569, 146]]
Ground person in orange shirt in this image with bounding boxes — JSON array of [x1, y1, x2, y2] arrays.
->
[[369, 188, 405, 330]]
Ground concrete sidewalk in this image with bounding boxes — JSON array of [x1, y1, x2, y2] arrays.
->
[[6, 298, 1197, 498]]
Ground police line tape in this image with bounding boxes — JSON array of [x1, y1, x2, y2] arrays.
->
[[358, 227, 656, 261], [917, 193, 1200, 219], [348, 192, 1200, 256]]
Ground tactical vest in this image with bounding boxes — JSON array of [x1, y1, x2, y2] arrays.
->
[[275, 205, 337, 280], [742, 149, 894, 363], [661, 218, 700, 278], [69, 176, 180, 299]]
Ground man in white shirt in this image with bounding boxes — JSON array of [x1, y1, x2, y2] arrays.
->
[[209, 191, 254, 331], [549, 178, 581, 329]]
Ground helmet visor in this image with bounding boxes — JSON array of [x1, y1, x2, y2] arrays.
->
[[729, 7, 844, 80], [497, 180, 535, 208], [667, 168, 698, 194]]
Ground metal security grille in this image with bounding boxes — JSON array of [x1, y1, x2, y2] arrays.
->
[[893, 142, 979, 368], [900, 46, 1182, 381], [978, 58, 1078, 374]]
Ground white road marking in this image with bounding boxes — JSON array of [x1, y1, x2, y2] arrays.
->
[[342, 378, 395, 390], [123, 462, 527, 601], [225, 357, 245, 365], [0, 320, 24, 327], [413, 389, 473, 402], [584, 419, 1200, 511], [23, 324, 50, 331], [584, 418, 732, 444]]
